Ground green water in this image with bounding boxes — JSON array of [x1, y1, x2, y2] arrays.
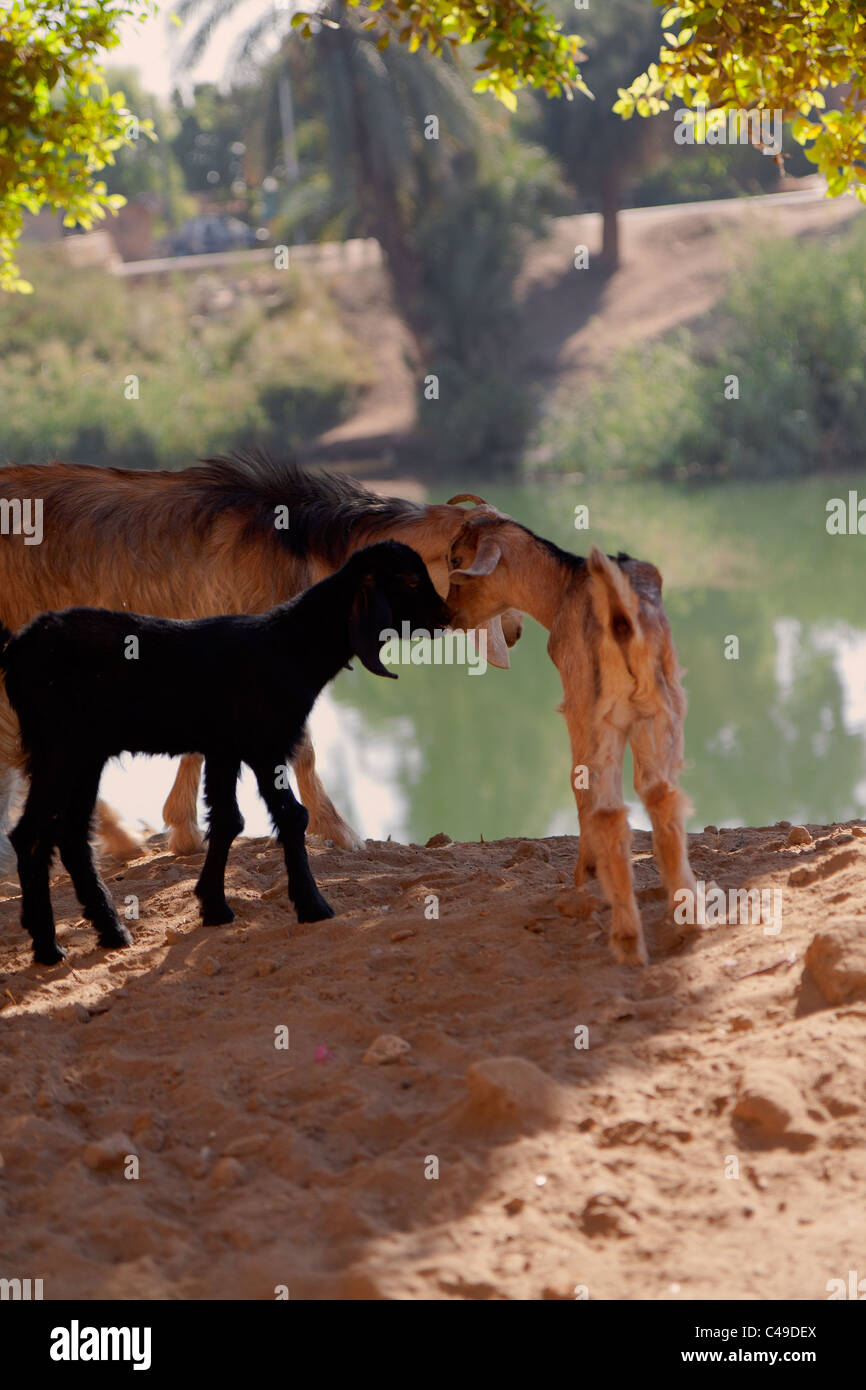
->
[[313, 473, 866, 844]]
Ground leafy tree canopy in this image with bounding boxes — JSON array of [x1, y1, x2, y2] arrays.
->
[[290, 0, 589, 109], [0, 0, 155, 291], [1, 0, 864, 294], [614, 1, 866, 198]]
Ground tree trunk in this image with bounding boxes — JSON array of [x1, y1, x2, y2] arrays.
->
[[599, 168, 621, 271]]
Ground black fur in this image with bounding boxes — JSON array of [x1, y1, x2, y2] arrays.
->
[[195, 449, 427, 566], [1, 541, 450, 965]]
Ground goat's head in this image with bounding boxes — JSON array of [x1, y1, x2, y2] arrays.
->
[[445, 504, 534, 635], [408, 494, 521, 669], [346, 540, 452, 679]]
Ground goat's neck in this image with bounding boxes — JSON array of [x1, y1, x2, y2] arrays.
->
[[280, 575, 354, 685], [505, 543, 572, 633]]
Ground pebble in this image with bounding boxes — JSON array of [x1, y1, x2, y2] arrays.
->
[[578, 1192, 637, 1238], [733, 1064, 815, 1146], [83, 1132, 135, 1172], [787, 825, 812, 846], [425, 832, 452, 848], [208, 1156, 245, 1191], [463, 1056, 563, 1127], [507, 840, 551, 865], [362, 1034, 412, 1065]]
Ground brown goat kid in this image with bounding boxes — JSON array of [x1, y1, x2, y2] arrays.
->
[[0, 454, 521, 868], [446, 503, 697, 966]]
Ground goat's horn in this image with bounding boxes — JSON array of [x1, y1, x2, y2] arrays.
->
[[447, 493, 487, 506]]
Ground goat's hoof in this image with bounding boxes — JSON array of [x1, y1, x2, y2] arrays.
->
[[296, 897, 335, 923], [168, 824, 205, 857], [99, 825, 145, 862], [309, 820, 363, 851], [201, 903, 234, 927], [98, 921, 133, 949], [33, 940, 67, 966], [612, 933, 648, 967]]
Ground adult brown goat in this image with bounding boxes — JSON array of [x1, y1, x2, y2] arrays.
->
[[0, 451, 521, 870]]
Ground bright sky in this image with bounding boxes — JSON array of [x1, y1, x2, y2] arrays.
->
[[114, 0, 289, 98]]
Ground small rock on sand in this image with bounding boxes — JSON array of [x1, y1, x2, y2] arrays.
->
[[805, 923, 866, 1004], [733, 1064, 815, 1146], [208, 1157, 245, 1191], [554, 888, 597, 920], [83, 1133, 135, 1172], [577, 1192, 637, 1238], [787, 825, 812, 846], [362, 1034, 411, 1065], [507, 841, 551, 865], [463, 1057, 564, 1127]]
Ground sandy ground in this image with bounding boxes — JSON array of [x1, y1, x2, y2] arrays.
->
[[2, 818, 866, 1301]]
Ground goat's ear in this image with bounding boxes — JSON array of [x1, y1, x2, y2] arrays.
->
[[448, 534, 502, 583], [479, 616, 510, 669], [349, 581, 398, 680]]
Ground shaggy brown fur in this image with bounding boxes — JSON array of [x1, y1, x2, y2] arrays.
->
[[445, 504, 697, 966], [0, 453, 520, 857]]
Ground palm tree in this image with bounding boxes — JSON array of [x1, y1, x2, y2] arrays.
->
[[175, 0, 482, 354]]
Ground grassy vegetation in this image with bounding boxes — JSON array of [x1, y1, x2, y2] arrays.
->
[[0, 250, 366, 470], [533, 216, 866, 479]]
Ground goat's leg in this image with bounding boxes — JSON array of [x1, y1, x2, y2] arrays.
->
[[163, 753, 205, 856], [578, 721, 646, 967], [57, 769, 131, 950], [251, 758, 334, 923], [95, 798, 143, 862], [292, 725, 362, 850], [563, 705, 599, 885], [573, 782, 598, 887], [9, 778, 63, 965], [195, 757, 243, 926], [0, 767, 22, 877], [630, 717, 697, 915]]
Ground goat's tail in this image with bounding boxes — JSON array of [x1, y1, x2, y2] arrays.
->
[[587, 546, 663, 711], [587, 548, 641, 643]]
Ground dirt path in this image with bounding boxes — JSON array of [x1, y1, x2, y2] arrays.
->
[[2, 819, 864, 1300], [308, 183, 861, 469]]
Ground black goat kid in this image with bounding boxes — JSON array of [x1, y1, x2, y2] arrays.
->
[[0, 541, 450, 965]]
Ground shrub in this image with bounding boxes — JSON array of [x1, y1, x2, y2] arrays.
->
[[0, 249, 365, 469], [532, 217, 866, 479]]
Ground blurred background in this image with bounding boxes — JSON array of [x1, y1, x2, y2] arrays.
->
[[5, 0, 865, 841]]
